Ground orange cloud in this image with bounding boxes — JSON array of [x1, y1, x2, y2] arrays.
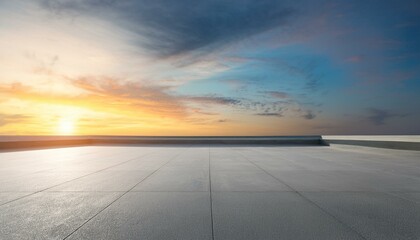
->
[[0, 78, 186, 120], [0, 76, 245, 135], [71, 77, 187, 118]]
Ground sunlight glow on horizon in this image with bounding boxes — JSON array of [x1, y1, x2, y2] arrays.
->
[[57, 117, 76, 135]]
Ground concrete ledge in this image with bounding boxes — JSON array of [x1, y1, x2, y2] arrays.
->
[[323, 135, 420, 151], [0, 136, 327, 151], [2, 135, 420, 151], [0, 139, 91, 151], [90, 136, 326, 145]]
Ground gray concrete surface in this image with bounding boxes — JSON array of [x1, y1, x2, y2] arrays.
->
[[1, 145, 420, 239]]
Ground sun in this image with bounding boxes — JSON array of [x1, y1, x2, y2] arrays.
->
[[57, 117, 75, 135]]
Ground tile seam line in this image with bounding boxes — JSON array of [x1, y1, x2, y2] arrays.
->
[[313, 154, 420, 182], [9, 190, 419, 194], [261, 148, 420, 182], [245, 148, 309, 170], [382, 191, 420, 205], [209, 147, 215, 240], [62, 148, 187, 240], [252, 148, 420, 201], [0, 149, 159, 207], [3, 190, 420, 194], [309, 146, 420, 170], [329, 144, 420, 158], [232, 148, 369, 240]]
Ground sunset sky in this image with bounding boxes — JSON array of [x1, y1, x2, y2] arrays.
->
[[1, 0, 420, 135]]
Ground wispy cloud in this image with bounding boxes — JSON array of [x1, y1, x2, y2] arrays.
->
[[246, 56, 324, 92], [262, 91, 289, 99], [219, 79, 248, 91], [39, 0, 294, 57], [302, 110, 316, 120], [0, 114, 31, 127], [185, 95, 241, 106], [345, 55, 364, 63], [367, 108, 405, 125], [255, 112, 283, 117], [0, 77, 244, 122], [72, 77, 187, 117]]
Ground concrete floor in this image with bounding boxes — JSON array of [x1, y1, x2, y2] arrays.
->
[[1, 145, 420, 240]]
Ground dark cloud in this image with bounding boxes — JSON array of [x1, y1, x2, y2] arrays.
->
[[367, 108, 405, 125], [252, 102, 285, 117], [185, 95, 241, 105], [302, 110, 316, 120], [238, 100, 284, 113], [262, 91, 289, 99], [40, 0, 294, 57], [255, 112, 283, 117]]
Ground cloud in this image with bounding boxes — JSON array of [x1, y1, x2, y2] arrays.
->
[[367, 108, 405, 125], [262, 91, 289, 99], [0, 114, 31, 127], [302, 110, 316, 120], [219, 79, 248, 91], [237, 100, 284, 113], [15, 51, 62, 78], [255, 112, 283, 117], [73, 78, 244, 116], [185, 95, 241, 105], [72, 77, 187, 117], [345, 55, 364, 63], [217, 119, 229, 123], [358, 69, 418, 84], [40, 0, 294, 57], [247, 56, 324, 92], [252, 103, 285, 117], [0, 78, 188, 121], [1, 77, 244, 123]]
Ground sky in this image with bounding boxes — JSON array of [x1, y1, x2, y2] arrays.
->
[[0, 0, 419, 136]]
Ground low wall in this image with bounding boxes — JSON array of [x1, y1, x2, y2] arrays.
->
[[0, 136, 327, 151], [2, 135, 419, 151]]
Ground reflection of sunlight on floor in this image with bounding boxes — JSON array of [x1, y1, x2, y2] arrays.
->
[[24, 146, 99, 172]]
